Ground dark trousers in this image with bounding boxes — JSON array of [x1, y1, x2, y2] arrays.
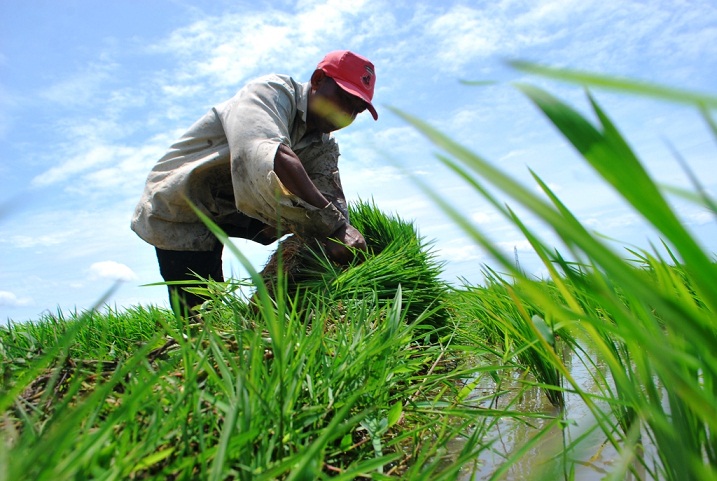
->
[[154, 214, 277, 313], [156, 244, 224, 312]]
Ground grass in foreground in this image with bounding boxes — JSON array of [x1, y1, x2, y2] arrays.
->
[[1, 203, 487, 480], [2, 67, 716, 480], [2, 290, 481, 480], [394, 66, 717, 480]]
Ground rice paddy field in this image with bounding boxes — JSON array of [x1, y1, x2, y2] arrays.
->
[[2, 69, 716, 480]]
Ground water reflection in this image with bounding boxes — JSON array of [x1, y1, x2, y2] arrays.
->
[[454, 342, 654, 480]]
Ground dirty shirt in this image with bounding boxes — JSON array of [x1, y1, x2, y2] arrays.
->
[[131, 74, 348, 251]]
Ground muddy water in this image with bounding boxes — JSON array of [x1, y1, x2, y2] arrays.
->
[[453, 344, 657, 480]]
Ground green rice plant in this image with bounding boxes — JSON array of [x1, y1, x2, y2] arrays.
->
[[392, 69, 717, 480], [0, 293, 181, 481], [1, 286, 458, 479], [8, 68, 716, 480], [186, 203, 485, 478], [1, 205, 502, 480], [0, 305, 173, 362], [449, 269, 568, 408], [259, 199, 452, 334]]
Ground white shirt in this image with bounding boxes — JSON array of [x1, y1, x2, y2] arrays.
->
[[131, 74, 348, 251]]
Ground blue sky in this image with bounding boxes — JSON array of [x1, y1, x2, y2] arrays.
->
[[2, 0, 716, 322]]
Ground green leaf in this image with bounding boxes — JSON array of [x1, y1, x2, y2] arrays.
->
[[131, 447, 175, 473], [510, 61, 717, 108], [340, 433, 353, 451], [386, 401, 403, 428]]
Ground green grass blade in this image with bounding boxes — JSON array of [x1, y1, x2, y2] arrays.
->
[[510, 61, 717, 108]]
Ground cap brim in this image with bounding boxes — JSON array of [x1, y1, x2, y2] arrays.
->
[[334, 78, 378, 120]]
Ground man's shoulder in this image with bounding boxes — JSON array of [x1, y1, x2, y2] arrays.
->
[[226, 74, 307, 110], [243, 74, 304, 94], [215, 75, 300, 116]]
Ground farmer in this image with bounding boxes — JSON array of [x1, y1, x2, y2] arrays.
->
[[131, 50, 378, 311]]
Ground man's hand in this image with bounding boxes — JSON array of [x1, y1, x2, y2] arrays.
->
[[322, 224, 367, 265]]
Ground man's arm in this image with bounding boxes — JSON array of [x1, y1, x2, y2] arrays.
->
[[273, 143, 366, 264], [273, 143, 331, 209]]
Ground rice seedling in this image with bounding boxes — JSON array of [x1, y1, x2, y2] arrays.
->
[[392, 68, 717, 480], [0, 305, 173, 362], [3, 66, 715, 480], [258, 199, 452, 335], [449, 270, 568, 408], [0, 204, 491, 480], [1, 291, 472, 479]]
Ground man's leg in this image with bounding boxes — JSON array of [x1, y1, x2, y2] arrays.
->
[[155, 244, 224, 313]]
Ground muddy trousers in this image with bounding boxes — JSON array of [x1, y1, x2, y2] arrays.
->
[[155, 245, 224, 313]]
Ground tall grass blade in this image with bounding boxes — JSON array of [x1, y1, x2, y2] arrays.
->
[[510, 61, 717, 108]]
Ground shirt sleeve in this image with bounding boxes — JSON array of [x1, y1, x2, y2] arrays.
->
[[217, 76, 347, 239]]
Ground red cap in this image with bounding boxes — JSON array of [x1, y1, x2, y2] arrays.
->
[[317, 50, 378, 120]]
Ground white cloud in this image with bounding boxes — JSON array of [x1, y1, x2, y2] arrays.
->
[[4, 231, 78, 249], [471, 211, 501, 225], [496, 239, 535, 253], [0, 203, 136, 257], [72, 142, 169, 196], [0, 291, 33, 307], [150, 0, 381, 91], [436, 240, 485, 263], [89, 261, 138, 282], [41, 60, 118, 107], [29, 133, 172, 203], [515, 0, 586, 25], [370, 126, 427, 154], [421, 0, 586, 70], [416, 0, 717, 83], [583, 211, 641, 230], [31, 144, 118, 187], [685, 209, 716, 226], [350, 165, 407, 184], [161, 84, 204, 98], [426, 5, 502, 64]]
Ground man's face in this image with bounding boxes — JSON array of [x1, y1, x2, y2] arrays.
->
[[308, 74, 367, 133]]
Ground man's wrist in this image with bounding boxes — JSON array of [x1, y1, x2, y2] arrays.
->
[[327, 222, 347, 239], [308, 201, 347, 238]]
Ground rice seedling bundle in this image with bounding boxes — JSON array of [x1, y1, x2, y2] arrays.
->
[[259, 199, 451, 332]]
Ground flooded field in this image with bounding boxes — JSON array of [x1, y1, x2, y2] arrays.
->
[[452, 344, 660, 480]]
